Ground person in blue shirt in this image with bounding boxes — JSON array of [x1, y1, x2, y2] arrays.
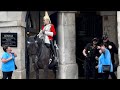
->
[[96, 43, 113, 79], [102, 35, 117, 79], [1, 45, 17, 79]]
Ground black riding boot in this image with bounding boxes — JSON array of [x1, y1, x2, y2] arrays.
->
[[50, 40, 57, 59], [48, 40, 57, 69]]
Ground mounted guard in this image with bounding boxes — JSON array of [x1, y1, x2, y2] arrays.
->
[[37, 11, 57, 64]]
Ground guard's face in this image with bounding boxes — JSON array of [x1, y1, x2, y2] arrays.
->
[[43, 19, 49, 25], [93, 41, 98, 45], [103, 38, 108, 43]]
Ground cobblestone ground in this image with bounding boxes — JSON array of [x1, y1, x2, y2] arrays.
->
[[29, 69, 57, 79], [78, 75, 114, 79], [0, 71, 115, 79], [0, 69, 58, 79]]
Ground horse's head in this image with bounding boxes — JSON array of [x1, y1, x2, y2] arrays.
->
[[27, 35, 38, 55], [35, 34, 45, 47]]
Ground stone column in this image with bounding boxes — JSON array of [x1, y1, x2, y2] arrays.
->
[[57, 11, 78, 79], [100, 11, 118, 66], [0, 11, 26, 79], [117, 11, 120, 79], [100, 11, 117, 45]]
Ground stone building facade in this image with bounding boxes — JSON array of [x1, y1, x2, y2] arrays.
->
[[0, 11, 119, 79]]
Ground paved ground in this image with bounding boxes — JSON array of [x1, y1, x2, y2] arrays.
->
[[29, 69, 57, 79]]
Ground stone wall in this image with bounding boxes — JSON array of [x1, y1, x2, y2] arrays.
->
[[0, 11, 26, 79], [57, 11, 78, 79], [117, 11, 120, 79], [100, 11, 118, 65]]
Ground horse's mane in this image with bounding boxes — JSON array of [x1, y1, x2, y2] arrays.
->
[[36, 36, 50, 61]]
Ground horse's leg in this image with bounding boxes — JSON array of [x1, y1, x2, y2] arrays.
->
[[34, 63, 39, 79], [52, 67, 57, 79], [35, 68, 39, 79], [44, 65, 49, 79]]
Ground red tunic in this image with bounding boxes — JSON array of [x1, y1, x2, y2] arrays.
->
[[42, 24, 56, 41]]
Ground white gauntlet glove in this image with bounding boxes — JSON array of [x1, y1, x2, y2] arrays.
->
[[45, 31, 53, 37]]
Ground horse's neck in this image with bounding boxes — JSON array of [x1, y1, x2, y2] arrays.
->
[[38, 41, 47, 54], [38, 44, 49, 62]]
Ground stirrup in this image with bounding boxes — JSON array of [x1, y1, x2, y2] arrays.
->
[[49, 58, 52, 64]]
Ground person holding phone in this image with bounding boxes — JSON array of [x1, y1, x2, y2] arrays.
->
[[96, 43, 113, 79], [1, 45, 17, 79]]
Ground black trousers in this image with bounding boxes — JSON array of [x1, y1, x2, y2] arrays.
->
[[84, 58, 97, 79], [2, 71, 13, 79], [50, 40, 56, 57], [110, 72, 117, 79], [102, 72, 110, 79], [109, 64, 117, 79]]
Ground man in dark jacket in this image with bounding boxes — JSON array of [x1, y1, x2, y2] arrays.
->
[[83, 38, 100, 79]]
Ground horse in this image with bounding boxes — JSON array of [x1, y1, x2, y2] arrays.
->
[[27, 34, 58, 79]]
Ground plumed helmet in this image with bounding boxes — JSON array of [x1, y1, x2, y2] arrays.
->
[[43, 11, 51, 23]]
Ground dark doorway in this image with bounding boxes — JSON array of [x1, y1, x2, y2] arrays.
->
[[50, 12, 58, 44], [75, 11, 103, 78]]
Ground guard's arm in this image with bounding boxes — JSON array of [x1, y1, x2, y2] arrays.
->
[[45, 31, 53, 37], [112, 43, 118, 54]]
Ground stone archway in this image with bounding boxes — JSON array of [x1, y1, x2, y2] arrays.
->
[[0, 11, 78, 79], [40, 11, 78, 79], [26, 11, 78, 79], [75, 11, 118, 79]]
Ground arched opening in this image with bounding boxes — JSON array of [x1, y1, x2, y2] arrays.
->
[[25, 11, 58, 79], [75, 11, 118, 79], [76, 11, 103, 78]]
